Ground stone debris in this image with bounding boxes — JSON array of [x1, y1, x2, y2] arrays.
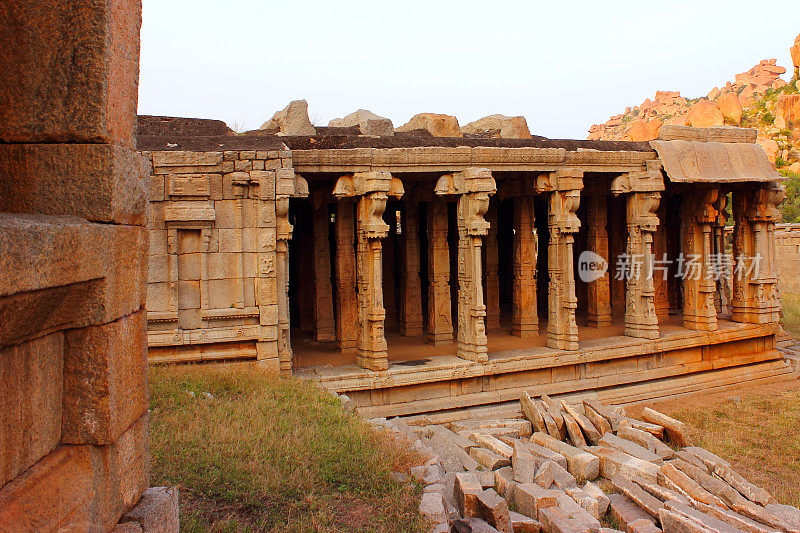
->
[[260, 99, 316, 136], [461, 114, 533, 139], [396, 113, 462, 137], [328, 109, 394, 137], [383, 396, 798, 533]]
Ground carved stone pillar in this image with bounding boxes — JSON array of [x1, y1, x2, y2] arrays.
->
[[537, 170, 583, 351], [484, 201, 501, 330], [334, 201, 358, 353], [731, 185, 784, 324], [435, 168, 496, 362], [681, 188, 719, 331], [334, 172, 404, 371], [426, 199, 453, 345], [399, 200, 424, 336], [653, 200, 670, 319], [713, 193, 731, 316], [512, 196, 538, 337], [585, 191, 612, 327], [611, 169, 664, 339], [312, 191, 335, 341]]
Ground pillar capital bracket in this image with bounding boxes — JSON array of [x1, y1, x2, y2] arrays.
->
[[628, 192, 661, 232], [434, 167, 496, 196], [333, 171, 404, 199], [610, 167, 665, 196], [745, 184, 785, 222], [277, 169, 308, 199], [535, 168, 583, 193]]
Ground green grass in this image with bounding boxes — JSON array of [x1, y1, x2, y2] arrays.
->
[[149, 365, 425, 532], [664, 387, 800, 508], [783, 293, 800, 336]]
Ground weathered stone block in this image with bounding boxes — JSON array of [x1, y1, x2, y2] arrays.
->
[[152, 151, 222, 168], [0, 144, 147, 225], [62, 310, 148, 445], [0, 0, 142, 147], [121, 487, 179, 533], [0, 332, 63, 487]]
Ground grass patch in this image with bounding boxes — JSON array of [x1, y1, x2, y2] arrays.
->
[[149, 365, 425, 532], [663, 387, 800, 507], [782, 294, 800, 336]]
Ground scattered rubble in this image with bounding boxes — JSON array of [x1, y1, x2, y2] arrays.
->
[[260, 99, 316, 136], [372, 395, 800, 533]]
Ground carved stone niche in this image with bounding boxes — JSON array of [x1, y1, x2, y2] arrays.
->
[[333, 171, 404, 371], [435, 168, 496, 362]]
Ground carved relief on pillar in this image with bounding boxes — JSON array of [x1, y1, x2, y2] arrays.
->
[[512, 196, 538, 337], [712, 192, 731, 316], [435, 168, 496, 362], [311, 188, 336, 342], [536, 169, 583, 351], [334, 201, 358, 353], [426, 199, 453, 345], [680, 188, 720, 331], [584, 185, 611, 328], [334, 172, 404, 371], [653, 200, 670, 319], [399, 197, 424, 336], [731, 184, 785, 324], [611, 169, 665, 339], [484, 200, 501, 330]]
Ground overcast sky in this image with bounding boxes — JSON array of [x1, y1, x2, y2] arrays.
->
[[137, 0, 799, 139]]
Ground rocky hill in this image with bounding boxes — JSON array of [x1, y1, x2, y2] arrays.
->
[[589, 34, 800, 175]]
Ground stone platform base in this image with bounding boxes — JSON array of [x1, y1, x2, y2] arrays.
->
[[115, 487, 179, 533], [299, 320, 789, 419]]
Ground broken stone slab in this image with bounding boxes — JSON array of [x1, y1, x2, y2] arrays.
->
[[453, 419, 533, 439], [562, 412, 587, 447], [583, 481, 610, 516], [674, 450, 709, 471], [641, 407, 691, 447], [549, 491, 603, 532], [611, 474, 665, 519], [658, 508, 715, 533], [714, 464, 774, 507], [520, 392, 547, 433], [618, 425, 675, 461], [477, 489, 512, 533], [396, 113, 462, 137], [513, 483, 559, 520], [424, 483, 446, 494], [658, 463, 725, 508], [509, 510, 542, 533], [634, 478, 691, 506], [608, 493, 658, 531], [535, 460, 577, 491], [524, 441, 568, 471], [600, 433, 662, 464], [531, 432, 599, 483], [539, 408, 562, 440], [670, 458, 741, 507], [478, 471, 496, 489], [683, 447, 730, 471], [664, 499, 743, 533], [692, 499, 780, 533], [566, 487, 602, 520], [731, 500, 788, 531], [419, 492, 448, 525], [470, 434, 514, 459], [494, 467, 515, 499], [470, 447, 511, 470], [538, 505, 599, 533], [260, 100, 316, 136], [584, 404, 612, 436], [584, 399, 625, 432], [513, 441, 539, 483], [585, 446, 659, 485], [763, 503, 800, 533], [628, 518, 663, 533], [621, 418, 665, 441], [540, 395, 568, 441], [561, 402, 602, 445], [429, 432, 479, 472], [455, 472, 484, 518], [328, 109, 394, 137], [452, 518, 502, 532], [461, 114, 532, 139], [429, 424, 477, 451], [121, 486, 179, 533], [462, 427, 523, 440]]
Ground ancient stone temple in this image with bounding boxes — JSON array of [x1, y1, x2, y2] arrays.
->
[[139, 117, 789, 418]]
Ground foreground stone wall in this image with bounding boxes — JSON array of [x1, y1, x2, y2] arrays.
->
[[143, 148, 303, 373], [0, 1, 173, 530]]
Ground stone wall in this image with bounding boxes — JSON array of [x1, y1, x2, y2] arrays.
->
[[142, 148, 301, 372], [776, 223, 800, 295], [0, 1, 174, 530]]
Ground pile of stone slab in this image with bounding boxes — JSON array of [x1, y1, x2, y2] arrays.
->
[[369, 393, 800, 533]]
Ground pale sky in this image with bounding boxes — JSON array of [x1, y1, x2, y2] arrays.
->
[[138, 0, 799, 139]]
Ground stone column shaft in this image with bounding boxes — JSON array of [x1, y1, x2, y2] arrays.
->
[[681, 190, 719, 331], [312, 203, 335, 341], [427, 200, 453, 344], [335, 202, 358, 352], [586, 194, 612, 327], [399, 201, 424, 336], [547, 189, 580, 351], [484, 201, 501, 330], [512, 196, 538, 337], [275, 197, 292, 374]]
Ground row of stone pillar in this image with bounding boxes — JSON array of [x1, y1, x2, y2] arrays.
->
[[286, 166, 784, 373]]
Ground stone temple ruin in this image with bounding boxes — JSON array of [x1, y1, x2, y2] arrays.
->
[[139, 110, 792, 419]]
